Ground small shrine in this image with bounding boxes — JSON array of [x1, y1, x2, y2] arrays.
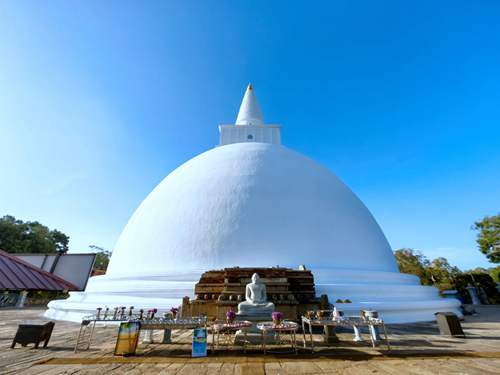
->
[[189, 266, 321, 320]]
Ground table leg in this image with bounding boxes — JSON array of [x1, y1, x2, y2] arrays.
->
[[381, 324, 391, 352], [294, 331, 298, 355], [212, 329, 215, 355], [262, 330, 266, 355], [74, 323, 85, 353], [368, 324, 376, 348], [87, 321, 96, 350], [244, 328, 247, 355], [310, 322, 314, 353], [302, 319, 306, 348]]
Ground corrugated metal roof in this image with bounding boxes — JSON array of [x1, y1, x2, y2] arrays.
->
[[0, 250, 79, 291]]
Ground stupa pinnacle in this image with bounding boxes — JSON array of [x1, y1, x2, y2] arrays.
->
[[235, 84, 265, 125]]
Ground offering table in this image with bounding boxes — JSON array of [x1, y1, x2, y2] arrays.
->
[[75, 315, 207, 353], [301, 316, 391, 353], [256, 321, 298, 355], [210, 321, 252, 354]]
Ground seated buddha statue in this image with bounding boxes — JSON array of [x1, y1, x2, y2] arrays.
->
[[237, 273, 275, 315]]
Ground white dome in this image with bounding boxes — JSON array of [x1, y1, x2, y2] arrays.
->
[[107, 143, 399, 275], [46, 127, 460, 323]]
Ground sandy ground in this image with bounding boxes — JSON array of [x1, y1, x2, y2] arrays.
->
[[1, 305, 500, 374]]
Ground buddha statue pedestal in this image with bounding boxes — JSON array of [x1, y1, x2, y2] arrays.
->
[[234, 273, 276, 345]]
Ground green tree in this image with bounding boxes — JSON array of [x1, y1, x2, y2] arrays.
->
[[0, 215, 29, 253], [393, 248, 432, 285], [0, 215, 69, 254], [454, 271, 500, 304], [425, 257, 461, 293], [89, 245, 112, 271], [472, 213, 500, 263], [490, 266, 500, 284]]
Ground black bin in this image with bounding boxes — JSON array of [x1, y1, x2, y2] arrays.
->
[[435, 312, 465, 338], [11, 321, 55, 348]]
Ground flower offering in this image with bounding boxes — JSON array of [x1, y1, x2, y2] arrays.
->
[[226, 309, 236, 323], [213, 322, 250, 328], [271, 311, 283, 324], [262, 322, 295, 329], [170, 307, 178, 319]]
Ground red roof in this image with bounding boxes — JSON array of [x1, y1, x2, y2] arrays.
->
[[0, 250, 79, 291]]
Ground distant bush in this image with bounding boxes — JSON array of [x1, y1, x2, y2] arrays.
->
[[454, 273, 500, 304]]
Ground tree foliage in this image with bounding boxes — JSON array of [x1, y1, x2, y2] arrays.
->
[[472, 213, 500, 263], [394, 248, 500, 303], [393, 248, 432, 285], [490, 266, 500, 283], [89, 245, 112, 271], [0, 215, 69, 254], [454, 272, 500, 304]]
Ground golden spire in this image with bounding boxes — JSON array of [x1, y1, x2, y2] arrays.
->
[[247, 83, 253, 90]]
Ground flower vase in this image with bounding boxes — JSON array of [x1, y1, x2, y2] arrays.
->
[[273, 319, 280, 325], [360, 310, 366, 323], [96, 311, 101, 319], [172, 312, 177, 320], [227, 318, 234, 324]]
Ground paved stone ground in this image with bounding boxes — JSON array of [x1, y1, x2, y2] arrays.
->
[[1, 305, 500, 374]]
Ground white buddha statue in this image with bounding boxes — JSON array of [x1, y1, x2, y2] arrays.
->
[[237, 273, 275, 315]]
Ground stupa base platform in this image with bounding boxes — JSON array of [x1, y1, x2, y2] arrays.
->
[[45, 268, 462, 324]]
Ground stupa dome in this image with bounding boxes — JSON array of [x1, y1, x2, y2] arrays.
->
[[108, 142, 398, 276]]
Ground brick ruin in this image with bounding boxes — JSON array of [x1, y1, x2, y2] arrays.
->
[[189, 266, 323, 321]]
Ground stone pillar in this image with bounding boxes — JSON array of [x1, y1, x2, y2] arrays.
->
[[323, 326, 339, 343], [15, 292, 27, 308], [352, 326, 365, 341], [142, 330, 155, 344], [161, 313, 172, 344], [365, 310, 382, 341], [181, 296, 190, 319], [466, 283, 481, 305], [319, 294, 330, 310]]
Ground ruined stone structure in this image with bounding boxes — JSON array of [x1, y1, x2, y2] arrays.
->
[[190, 267, 320, 320]]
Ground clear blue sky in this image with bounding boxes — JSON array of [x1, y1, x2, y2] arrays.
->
[[1, 1, 499, 271]]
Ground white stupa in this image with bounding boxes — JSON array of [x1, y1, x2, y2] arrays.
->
[[46, 85, 461, 323]]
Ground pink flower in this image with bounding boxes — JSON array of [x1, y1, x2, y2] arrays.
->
[[271, 312, 283, 320]]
